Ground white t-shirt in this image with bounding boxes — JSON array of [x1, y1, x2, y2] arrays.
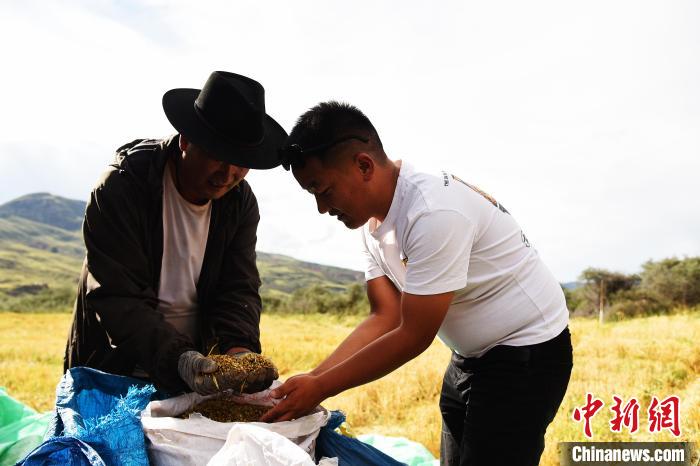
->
[[362, 162, 568, 358], [157, 161, 212, 345]]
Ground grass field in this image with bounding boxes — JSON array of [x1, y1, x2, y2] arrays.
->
[[1, 311, 698, 465]]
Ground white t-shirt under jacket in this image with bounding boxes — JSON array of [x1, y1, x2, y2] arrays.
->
[[157, 161, 212, 345]]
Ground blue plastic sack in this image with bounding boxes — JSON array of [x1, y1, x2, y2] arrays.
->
[[16, 368, 413, 466], [17, 437, 106, 466], [17, 367, 156, 466], [315, 411, 407, 466]]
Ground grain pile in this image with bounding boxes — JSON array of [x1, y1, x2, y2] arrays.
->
[[209, 353, 277, 393], [181, 394, 270, 422], [210, 353, 275, 376]]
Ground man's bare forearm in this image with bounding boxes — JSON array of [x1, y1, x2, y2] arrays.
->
[[316, 324, 431, 399], [311, 313, 398, 375], [316, 291, 455, 399]]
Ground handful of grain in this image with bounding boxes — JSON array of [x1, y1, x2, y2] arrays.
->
[[208, 353, 279, 393], [180, 394, 270, 422]]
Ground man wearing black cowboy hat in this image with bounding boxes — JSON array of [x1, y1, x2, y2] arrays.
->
[[64, 71, 286, 395]]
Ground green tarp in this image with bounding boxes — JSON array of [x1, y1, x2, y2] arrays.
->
[[359, 433, 438, 466], [0, 387, 52, 465]]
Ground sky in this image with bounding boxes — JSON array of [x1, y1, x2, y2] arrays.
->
[[0, 0, 698, 282]]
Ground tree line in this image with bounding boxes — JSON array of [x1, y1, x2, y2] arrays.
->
[[264, 256, 700, 320], [4, 255, 698, 320], [564, 256, 700, 322], [262, 283, 369, 315]]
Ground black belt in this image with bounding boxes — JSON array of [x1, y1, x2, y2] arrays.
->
[[452, 326, 571, 369]]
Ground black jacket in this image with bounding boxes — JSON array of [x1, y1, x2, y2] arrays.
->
[[64, 136, 263, 393]]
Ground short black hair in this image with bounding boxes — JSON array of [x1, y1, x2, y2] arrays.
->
[[281, 101, 383, 170]]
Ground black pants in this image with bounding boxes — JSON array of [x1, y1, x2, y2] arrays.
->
[[439, 327, 573, 466]]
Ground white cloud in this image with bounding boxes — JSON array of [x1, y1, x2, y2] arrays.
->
[[0, 0, 698, 281]]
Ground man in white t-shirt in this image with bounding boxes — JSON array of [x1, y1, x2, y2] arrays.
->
[[261, 102, 573, 466]]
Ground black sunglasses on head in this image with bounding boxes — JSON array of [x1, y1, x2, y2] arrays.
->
[[280, 135, 369, 170]]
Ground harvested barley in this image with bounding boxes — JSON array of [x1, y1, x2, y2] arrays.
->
[[209, 353, 277, 393], [181, 394, 270, 423], [210, 353, 274, 375]]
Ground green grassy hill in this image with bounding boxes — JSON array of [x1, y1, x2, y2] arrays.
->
[[257, 252, 362, 294], [0, 192, 85, 231], [0, 193, 362, 312]]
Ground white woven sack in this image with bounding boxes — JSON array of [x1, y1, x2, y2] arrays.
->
[[141, 381, 331, 466], [207, 423, 338, 466]]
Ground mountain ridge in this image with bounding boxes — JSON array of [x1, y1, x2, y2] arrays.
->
[[0, 192, 86, 231], [0, 192, 363, 311]]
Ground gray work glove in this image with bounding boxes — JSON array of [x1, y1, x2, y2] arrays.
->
[[178, 351, 219, 395]]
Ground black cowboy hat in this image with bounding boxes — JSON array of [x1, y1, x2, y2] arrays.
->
[[162, 71, 287, 169]]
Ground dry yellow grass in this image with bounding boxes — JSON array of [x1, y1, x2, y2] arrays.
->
[[1, 311, 698, 465], [0, 312, 71, 411]]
